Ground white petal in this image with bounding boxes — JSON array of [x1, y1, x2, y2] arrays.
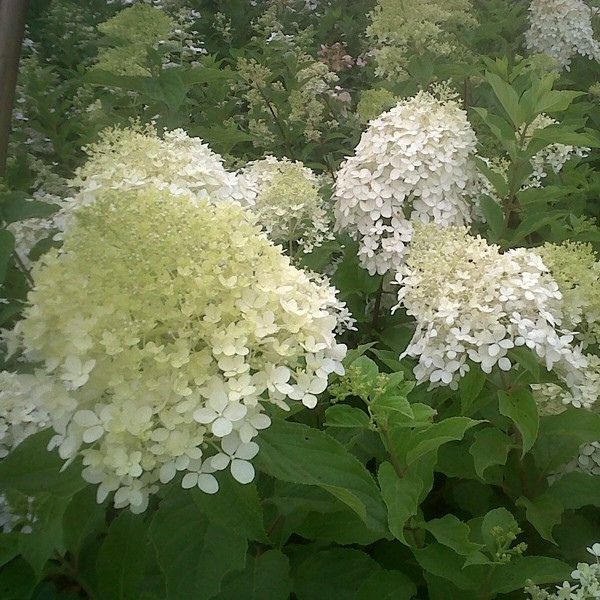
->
[[159, 462, 177, 484], [230, 459, 255, 484], [82, 425, 104, 444], [181, 473, 198, 489], [212, 417, 233, 437], [197, 474, 219, 494], [209, 453, 230, 470], [223, 403, 247, 422], [193, 408, 217, 424], [235, 441, 259, 460]]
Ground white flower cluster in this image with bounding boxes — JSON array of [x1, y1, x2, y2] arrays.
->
[[525, 543, 600, 600], [392, 225, 589, 394], [334, 92, 478, 275], [474, 115, 588, 212], [236, 156, 333, 253], [525, 0, 600, 69], [524, 115, 589, 188], [70, 124, 242, 208], [2, 188, 347, 513], [0, 371, 54, 459]]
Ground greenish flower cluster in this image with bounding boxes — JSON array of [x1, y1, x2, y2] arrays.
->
[[366, 0, 477, 80]]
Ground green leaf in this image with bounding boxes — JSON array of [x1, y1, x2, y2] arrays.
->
[[535, 90, 583, 114], [325, 405, 371, 429], [413, 544, 483, 590], [481, 507, 518, 550], [293, 548, 380, 600], [509, 346, 540, 378], [0, 229, 15, 283], [469, 428, 513, 479], [509, 211, 567, 243], [474, 157, 508, 198], [350, 355, 379, 379], [516, 495, 562, 543], [498, 389, 539, 456], [406, 417, 480, 464], [531, 125, 600, 148], [256, 420, 387, 533], [486, 71, 524, 127], [62, 487, 106, 557], [19, 494, 69, 579], [422, 515, 484, 558], [0, 194, 59, 224], [0, 429, 86, 498], [479, 196, 505, 241], [149, 490, 247, 600], [213, 550, 291, 600], [0, 558, 36, 600], [356, 570, 416, 600], [191, 477, 268, 543], [96, 512, 150, 600], [377, 462, 422, 545], [543, 472, 600, 509], [488, 556, 572, 594], [459, 366, 487, 415], [0, 533, 20, 568]]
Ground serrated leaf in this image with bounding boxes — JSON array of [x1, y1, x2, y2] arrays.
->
[[480, 507, 519, 550], [516, 495, 562, 543], [325, 405, 371, 429], [498, 389, 539, 456], [149, 490, 247, 600], [213, 550, 291, 600], [0, 429, 86, 497], [469, 428, 513, 479], [480, 195, 505, 241], [191, 476, 268, 543], [422, 515, 484, 558], [459, 366, 487, 415], [96, 512, 149, 600], [256, 420, 387, 533], [488, 556, 572, 593], [0, 229, 15, 283], [406, 417, 480, 464], [377, 462, 422, 545], [486, 71, 524, 127], [356, 570, 416, 600], [293, 548, 380, 600], [413, 544, 483, 590], [62, 486, 106, 557]]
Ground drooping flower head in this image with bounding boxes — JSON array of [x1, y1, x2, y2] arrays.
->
[[525, 0, 600, 70], [334, 92, 478, 275], [236, 156, 332, 253], [393, 224, 589, 396], [71, 124, 242, 207], [5, 188, 347, 512]]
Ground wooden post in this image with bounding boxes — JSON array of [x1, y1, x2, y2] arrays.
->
[[0, 0, 30, 177]]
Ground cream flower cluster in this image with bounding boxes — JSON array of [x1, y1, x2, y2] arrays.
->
[[70, 124, 242, 207], [334, 92, 478, 275], [392, 225, 589, 395], [525, 0, 600, 69], [236, 156, 333, 253], [523, 115, 589, 188], [475, 115, 588, 210], [4, 188, 346, 513], [525, 544, 600, 600]]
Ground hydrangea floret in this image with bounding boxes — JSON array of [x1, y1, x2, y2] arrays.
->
[[236, 156, 333, 253], [525, 0, 600, 70], [70, 124, 242, 208], [392, 225, 590, 397], [334, 92, 478, 275], [2, 188, 347, 513]]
